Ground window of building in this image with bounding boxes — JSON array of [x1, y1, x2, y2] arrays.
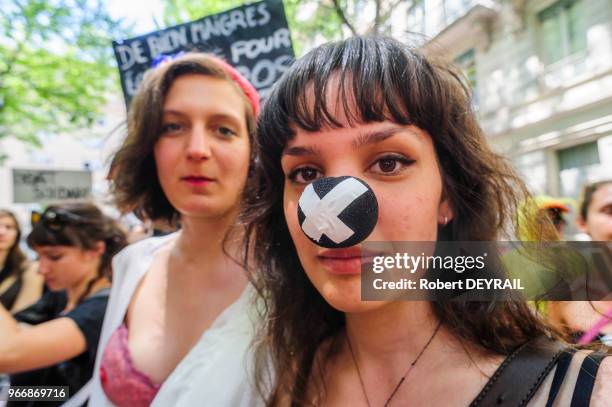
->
[[538, 0, 587, 65], [407, 0, 426, 34], [557, 141, 600, 171], [455, 49, 479, 108], [444, 0, 473, 24]]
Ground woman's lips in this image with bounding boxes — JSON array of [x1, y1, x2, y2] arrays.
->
[[181, 175, 214, 187], [317, 247, 378, 275]]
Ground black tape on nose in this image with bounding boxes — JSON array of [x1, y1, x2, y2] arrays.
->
[[297, 176, 378, 248]]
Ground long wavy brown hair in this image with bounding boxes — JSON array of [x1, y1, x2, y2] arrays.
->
[[0, 209, 28, 283], [242, 36, 562, 405]]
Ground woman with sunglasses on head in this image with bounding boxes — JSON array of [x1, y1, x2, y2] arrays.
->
[[243, 36, 611, 406], [89, 53, 261, 407], [0, 209, 43, 312], [0, 202, 126, 406]]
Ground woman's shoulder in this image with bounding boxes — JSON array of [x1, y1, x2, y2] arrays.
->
[[471, 337, 611, 406], [591, 354, 612, 406], [112, 232, 178, 274], [528, 347, 611, 406]]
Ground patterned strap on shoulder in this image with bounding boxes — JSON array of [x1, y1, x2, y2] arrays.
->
[[570, 352, 607, 407], [546, 348, 577, 407]]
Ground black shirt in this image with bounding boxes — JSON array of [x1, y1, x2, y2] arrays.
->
[[8, 288, 109, 407]]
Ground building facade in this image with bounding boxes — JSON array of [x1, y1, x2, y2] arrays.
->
[[395, 0, 612, 199]]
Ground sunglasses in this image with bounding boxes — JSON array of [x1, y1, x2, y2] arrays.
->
[[31, 209, 89, 231]]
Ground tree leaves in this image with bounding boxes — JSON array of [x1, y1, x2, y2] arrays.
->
[[0, 0, 129, 145]]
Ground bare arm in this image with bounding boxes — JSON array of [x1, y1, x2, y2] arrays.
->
[[0, 304, 86, 374]]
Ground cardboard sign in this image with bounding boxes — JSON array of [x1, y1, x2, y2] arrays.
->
[[12, 169, 92, 203], [113, 0, 294, 106]]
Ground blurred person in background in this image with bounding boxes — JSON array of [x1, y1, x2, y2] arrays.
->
[[577, 180, 612, 242], [535, 196, 572, 237], [0, 202, 126, 406], [90, 52, 261, 407], [548, 180, 612, 345], [0, 209, 43, 312]]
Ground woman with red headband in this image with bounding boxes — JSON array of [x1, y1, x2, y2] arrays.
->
[[89, 53, 261, 406]]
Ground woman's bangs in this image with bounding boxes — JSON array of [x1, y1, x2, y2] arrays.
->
[[27, 224, 76, 248], [267, 36, 447, 138]]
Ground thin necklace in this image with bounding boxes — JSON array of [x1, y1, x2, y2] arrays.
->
[[346, 321, 442, 407]]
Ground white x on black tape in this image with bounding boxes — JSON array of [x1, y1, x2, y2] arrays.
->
[[298, 176, 378, 248]]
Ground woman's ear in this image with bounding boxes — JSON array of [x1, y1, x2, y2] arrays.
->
[[438, 197, 454, 226], [576, 216, 588, 234], [86, 241, 106, 260]]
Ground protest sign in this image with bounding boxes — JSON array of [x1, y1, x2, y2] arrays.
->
[[12, 169, 92, 203], [113, 0, 294, 106]]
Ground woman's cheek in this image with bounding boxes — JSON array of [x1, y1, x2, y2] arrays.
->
[[376, 194, 440, 241], [283, 192, 300, 238]]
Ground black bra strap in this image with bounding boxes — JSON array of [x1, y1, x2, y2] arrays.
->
[[570, 352, 607, 407], [546, 348, 577, 407]]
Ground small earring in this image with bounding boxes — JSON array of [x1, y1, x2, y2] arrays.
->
[[444, 216, 448, 226]]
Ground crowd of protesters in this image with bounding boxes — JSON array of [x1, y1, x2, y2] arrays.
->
[[1, 35, 611, 407]]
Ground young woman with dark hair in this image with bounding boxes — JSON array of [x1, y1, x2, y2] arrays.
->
[[243, 36, 611, 406], [0, 202, 126, 406], [0, 209, 43, 312], [90, 53, 262, 406]]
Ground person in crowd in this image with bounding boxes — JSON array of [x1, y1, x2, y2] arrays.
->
[[577, 180, 612, 242], [0, 209, 43, 312], [90, 52, 261, 407], [0, 202, 126, 406], [548, 179, 612, 345], [243, 36, 611, 406], [535, 196, 572, 237]]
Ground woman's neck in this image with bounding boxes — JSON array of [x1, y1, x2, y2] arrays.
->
[[174, 211, 242, 269], [345, 301, 440, 360], [65, 274, 109, 311]]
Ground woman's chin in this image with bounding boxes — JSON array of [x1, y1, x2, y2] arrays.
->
[[320, 282, 388, 314]]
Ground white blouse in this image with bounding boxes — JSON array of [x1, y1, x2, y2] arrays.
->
[[89, 234, 262, 406]]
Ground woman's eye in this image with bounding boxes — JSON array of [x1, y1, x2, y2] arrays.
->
[[48, 255, 62, 261], [370, 155, 415, 175], [217, 126, 237, 138], [160, 122, 183, 134], [288, 167, 322, 185]]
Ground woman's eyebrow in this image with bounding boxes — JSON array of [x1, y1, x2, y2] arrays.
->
[[162, 109, 184, 115], [283, 145, 321, 157], [351, 125, 418, 149]]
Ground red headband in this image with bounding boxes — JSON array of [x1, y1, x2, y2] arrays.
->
[[153, 52, 260, 117], [210, 56, 260, 117]]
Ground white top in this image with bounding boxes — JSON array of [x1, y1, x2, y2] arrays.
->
[[89, 234, 262, 406]]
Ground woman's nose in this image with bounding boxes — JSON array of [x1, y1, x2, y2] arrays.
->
[[186, 125, 212, 161], [37, 258, 50, 275]]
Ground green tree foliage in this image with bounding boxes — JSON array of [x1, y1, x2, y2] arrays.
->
[[0, 0, 128, 147], [161, 0, 345, 56]]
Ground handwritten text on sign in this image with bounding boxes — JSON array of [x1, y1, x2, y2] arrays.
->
[[12, 169, 92, 203], [113, 0, 294, 106]]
